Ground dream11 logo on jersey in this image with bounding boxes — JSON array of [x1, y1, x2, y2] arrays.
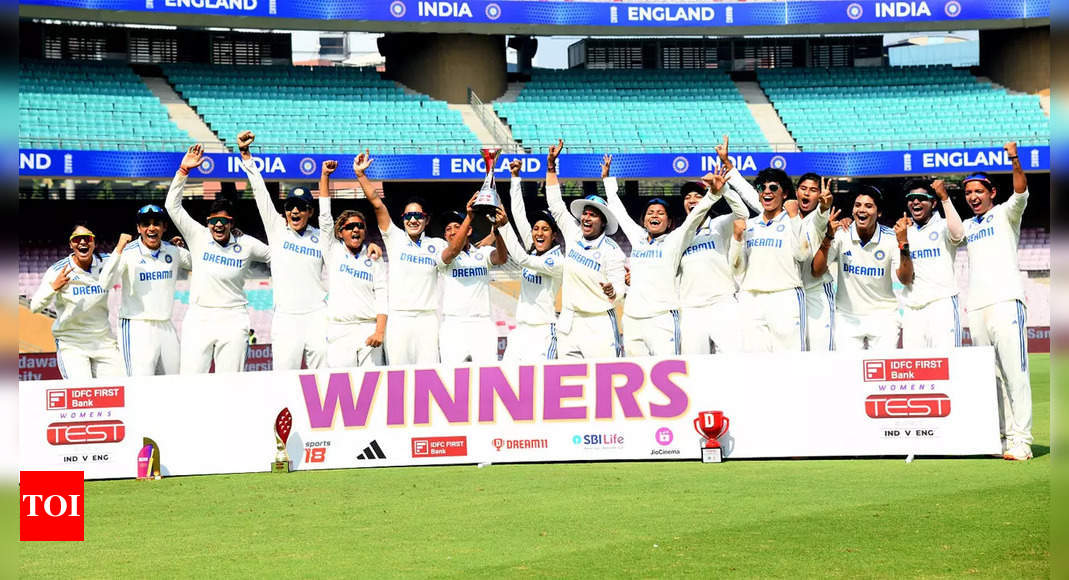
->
[[20, 471, 85, 541]]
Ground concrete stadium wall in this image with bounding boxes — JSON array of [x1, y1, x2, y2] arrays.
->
[[378, 33, 507, 103], [979, 27, 1050, 94]]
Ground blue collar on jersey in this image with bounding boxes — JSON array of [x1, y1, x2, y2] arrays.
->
[[576, 233, 605, 251], [849, 222, 884, 247], [760, 211, 788, 227]]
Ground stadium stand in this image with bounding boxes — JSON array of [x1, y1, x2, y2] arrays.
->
[[757, 65, 1050, 151], [19, 59, 192, 152], [494, 68, 770, 152], [161, 63, 480, 154]]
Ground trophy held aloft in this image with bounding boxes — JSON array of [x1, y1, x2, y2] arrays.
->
[[272, 408, 293, 473], [472, 148, 502, 221], [694, 410, 730, 463]]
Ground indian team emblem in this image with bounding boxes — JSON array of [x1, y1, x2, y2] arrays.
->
[[474, 252, 484, 261], [485, 2, 501, 19], [592, 251, 601, 260], [311, 235, 319, 244], [985, 214, 994, 224], [389, 1, 406, 17], [198, 156, 215, 175], [364, 259, 373, 267], [944, 0, 961, 17], [776, 224, 786, 233], [929, 231, 939, 241], [427, 244, 437, 254], [846, 2, 863, 19], [165, 254, 173, 264], [299, 158, 317, 176], [770, 155, 787, 170], [545, 257, 555, 267], [233, 244, 243, 253], [672, 156, 689, 175], [874, 250, 886, 260]]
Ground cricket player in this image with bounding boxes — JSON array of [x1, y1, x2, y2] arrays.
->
[[437, 196, 508, 363], [500, 161, 563, 361], [103, 204, 192, 376], [166, 144, 271, 374], [237, 131, 327, 370], [795, 172, 836, 351], [900, 179, 965, 349], [731, 166, 809, 352], [354, 150, 445, 365], [544, 140, 627, 359], [30, 224, 125, 379], [317, 160, 387, 367], [603, 155, 734, 356], [959, 142, 1033, 460], [812, 187, 913, 351]]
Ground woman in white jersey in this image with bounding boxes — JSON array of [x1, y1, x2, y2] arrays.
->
[[30, 224, 125, 379], [353, 150, 446, 365], [166, 144, 271, 374], [500, 159, 564, 361], [317, 160, 388, 367], [603, 155, 735, 356], [237, 131, 328, 371], [958, 142, 1033, 460], [812, 186, 913, 351]]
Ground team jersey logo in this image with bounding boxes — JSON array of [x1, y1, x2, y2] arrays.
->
[[929, 231, 940, 241], [545, 257, 555, 267], [233, 244, 242, 254], [165, 254, 173, 263], [427, 244, 436, 254], [364, 259, 373, 267], [776, 224, 786, 233], [311, 235, 319, 244], [474, 252, 484, 261], [874, 250, 886, 260]]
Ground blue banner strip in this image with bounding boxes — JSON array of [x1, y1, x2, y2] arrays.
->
[[17, 147, 1050, 180], [19, 0, 1049, 26]]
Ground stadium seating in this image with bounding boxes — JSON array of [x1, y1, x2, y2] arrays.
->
[[19, 60, 192, 152], [161, 63, 479, 154], [757, 66, 1049, 152], [494, 69, 770, 152]]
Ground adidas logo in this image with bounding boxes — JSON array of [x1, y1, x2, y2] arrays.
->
[[356, 440, 386, 460]]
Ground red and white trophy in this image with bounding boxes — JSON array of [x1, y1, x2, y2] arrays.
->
[[272, 408, 293, 473], [694, 410, 730, 463]]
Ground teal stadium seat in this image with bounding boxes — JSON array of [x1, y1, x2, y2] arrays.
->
[[19, 60, 193, 152], [494, 68, 770, 153], [756, 65, 1049, 152], [162, 63, 479, 154]]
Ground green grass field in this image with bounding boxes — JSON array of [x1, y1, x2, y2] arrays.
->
[[21, 355, 1051, 577]]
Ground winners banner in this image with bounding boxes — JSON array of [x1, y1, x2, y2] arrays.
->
[[18, 348, 1000, 480]]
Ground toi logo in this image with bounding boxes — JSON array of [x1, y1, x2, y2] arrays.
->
[[655, 427, 674, 446], [20, 471, 84, 541]]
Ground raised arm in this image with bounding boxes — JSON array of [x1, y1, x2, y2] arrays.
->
[[716, 135, 760, 212], [442, 193, 477, 265], [165, 145, 209, 241], [98, 233, 133, 289], [728, 218, 746, 276], [894, 214, 914, 285], [246, 233, 272, 264], [544, 139, 578, 239], [29, 264, 69, 313], [932, 179, 964, 244], [237, 131, 283, 238], [1003, 141, 1030, 226], [353, 151, 393, 234], [508, 160, 533, 247], [601, 154, 644, 244], [488, 207, 510, 266], [317, 161, 339, 254], [811, 209, 842, 278]]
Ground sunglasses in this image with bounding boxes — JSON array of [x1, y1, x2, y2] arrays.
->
[[138, 204, 164, 215], [402, 212, 427, 221], [207, 216, 232, 226], [70, 234, 95, 244], [759, 183, 781, 193], [905, 194, 931, 202], [284, 202, 310, 212], [341, 221, 367, 232]]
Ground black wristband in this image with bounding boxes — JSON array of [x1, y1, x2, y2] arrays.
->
[[1008, 155, 1018, 160]]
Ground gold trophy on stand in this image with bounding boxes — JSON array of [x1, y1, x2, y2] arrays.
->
[[272, 408, 293, 473]]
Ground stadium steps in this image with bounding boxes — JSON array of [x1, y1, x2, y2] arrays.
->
[[140, 76, 227, 153], [735, 81, 799, 153], [449, 103, 523, 152], [497, 81, 525, 103]]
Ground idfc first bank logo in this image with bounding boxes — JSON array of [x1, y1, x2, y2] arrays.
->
[[863, 358, 949, 382], [20, 471, 84, 541]]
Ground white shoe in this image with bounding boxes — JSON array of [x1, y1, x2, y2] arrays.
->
[[1003, 443, 1033, 461]]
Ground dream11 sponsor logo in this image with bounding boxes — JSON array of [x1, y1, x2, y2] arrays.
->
[[491, 437, 549, 452], [20, 471, 84, 541], [572, 432, 625, 450], [412, 436, 468, 458], [650, 427, 680, 456]]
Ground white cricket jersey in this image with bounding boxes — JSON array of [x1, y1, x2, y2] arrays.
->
[[30, 254, 116, 343], [739, 211, 807, 293], [165, 170, 271, 308], [318, 198, 387, 324], [605, 177, 721, 318], [501, 225, 562, 326], [676, 185, 750, 308], [801, 209, 834, 290], [826, 224, 901, 315], [902, 215, 960, 308], [106, 240, 191, 321], [439, 246, 493, 318], [381, 223, 445, 313], [962, 190, 1028, 310], [545, 184, 627, 314], [242, 158, 327, 315]]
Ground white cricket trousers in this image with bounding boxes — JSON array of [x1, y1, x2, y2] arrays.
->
[[326, 320, 384, 368], [56, 337, 125, 380], [623, 311, 680, 357], [119, 318, 180, 376], [385, 310, 439, 366], [502, 322, 557, 362], [804, 282, 836, 352], [440, 316, 499, 364], [902, 296, 961, 350], [740, 288, 806, 353], [679, 298, 741, 355], [835, 310, 900, 352], [272, 308, 328, 370], [180, 304, 250, 375], [968, 300, 1032, 447], [557, 310, 623, 360]]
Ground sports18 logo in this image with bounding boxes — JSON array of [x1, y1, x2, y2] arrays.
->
[[865, 394, 951, 418]]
